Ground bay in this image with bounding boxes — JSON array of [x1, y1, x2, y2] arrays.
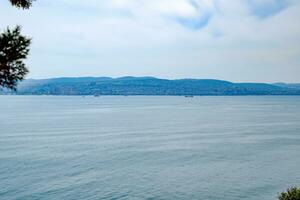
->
[[0, 96, 300, 200]]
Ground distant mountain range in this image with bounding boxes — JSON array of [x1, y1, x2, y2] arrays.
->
[[1, 77, 300, 96]]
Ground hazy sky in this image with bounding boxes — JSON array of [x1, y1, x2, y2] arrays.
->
[[1, 0, 300, 82]]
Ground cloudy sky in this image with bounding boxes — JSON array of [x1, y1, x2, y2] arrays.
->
[[1, 0, 300, 82]]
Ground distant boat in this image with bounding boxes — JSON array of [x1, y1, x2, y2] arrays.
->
[[185, 95, 194, 98], [94, 94, 100, 97]]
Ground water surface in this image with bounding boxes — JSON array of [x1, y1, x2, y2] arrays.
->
[[0, 96, 300, 200]]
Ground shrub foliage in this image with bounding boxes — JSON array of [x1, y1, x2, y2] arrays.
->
[[278, 187, 300, 200]]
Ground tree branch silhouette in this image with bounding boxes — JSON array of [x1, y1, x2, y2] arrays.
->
[[9, 0, 35, 9]]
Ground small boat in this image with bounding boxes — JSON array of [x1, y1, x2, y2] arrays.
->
[[94, 94, 100, 97], [185, 95, 194, 98]]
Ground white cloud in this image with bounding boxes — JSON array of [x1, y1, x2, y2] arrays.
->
[[0, 0, 299, 82]]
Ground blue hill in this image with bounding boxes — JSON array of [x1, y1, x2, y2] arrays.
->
[[2, 77, 300, 95]]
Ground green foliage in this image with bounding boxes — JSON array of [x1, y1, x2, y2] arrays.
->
[[278, 187, 300, 200], [0, 0, 34, 90], [9, 0, 35, 9], [0, 26, 31, 90]]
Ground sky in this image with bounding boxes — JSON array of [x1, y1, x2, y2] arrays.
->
[[1, 0, 300, 83]]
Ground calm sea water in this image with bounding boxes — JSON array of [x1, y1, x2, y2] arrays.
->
[[0, 96, 299, 200]]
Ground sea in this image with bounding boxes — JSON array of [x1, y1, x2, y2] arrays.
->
[[0, 95, 299, 200]]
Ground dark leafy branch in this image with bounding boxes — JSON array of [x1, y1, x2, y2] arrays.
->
[[0, 0, 34, 90], [9, 0, 35, 9], [0, 26, 31, 90]]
